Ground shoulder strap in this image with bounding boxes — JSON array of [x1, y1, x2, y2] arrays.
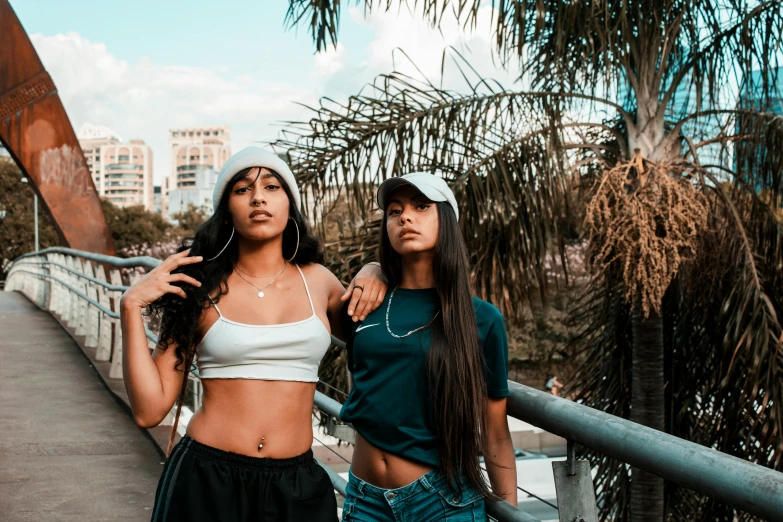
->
[[295, 265, 316, 315], [207, 295, 222, 317]]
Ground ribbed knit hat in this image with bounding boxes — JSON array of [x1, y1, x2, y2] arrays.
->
[[212, 147, 300, 211]]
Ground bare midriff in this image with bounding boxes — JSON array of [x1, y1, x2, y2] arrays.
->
[[186, 379, 317, 458], [350, 433, 434, 489]]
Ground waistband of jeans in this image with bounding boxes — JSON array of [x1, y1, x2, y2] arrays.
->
[[349, 468, 442, 497], [182, 435, 314, 469]]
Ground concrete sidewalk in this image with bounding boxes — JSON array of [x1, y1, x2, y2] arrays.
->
[[0, 291, 162, 522]]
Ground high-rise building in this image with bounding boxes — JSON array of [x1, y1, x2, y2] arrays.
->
[[167, 165, 219, 223], [99, 140, 154, 210], [78, 125, 154, 210], [735, 67, 783, 185], [77, 124, 122, 188], [153, 186, 163, 215], [664, 73, 732, 172], [168, 126, 231, 198], [740, 68, 783, 112]]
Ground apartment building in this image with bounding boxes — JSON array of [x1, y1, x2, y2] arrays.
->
[[78, 125, 154, 210], [168, 126, 231, 198], [77, 123, 122, 189]]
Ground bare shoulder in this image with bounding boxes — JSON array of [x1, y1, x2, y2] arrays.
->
[[298, 263, 344, 293]]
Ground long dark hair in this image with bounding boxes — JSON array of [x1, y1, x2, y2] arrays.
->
[[147, 168, 322, 452], [378, 202, 493, 499]]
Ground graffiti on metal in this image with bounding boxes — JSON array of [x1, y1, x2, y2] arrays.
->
[[0, 0, 115, 254]]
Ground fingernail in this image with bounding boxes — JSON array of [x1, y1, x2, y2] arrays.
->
[[348, 309, 353, 314]]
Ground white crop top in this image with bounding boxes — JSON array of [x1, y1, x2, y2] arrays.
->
[[196, 265, 332, 381]]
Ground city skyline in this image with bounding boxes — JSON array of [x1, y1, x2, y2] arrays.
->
[[12, 1, 523, 187]]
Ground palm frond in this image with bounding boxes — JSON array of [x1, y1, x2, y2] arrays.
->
[[285, 1, 483, 53], [273, 61, 623, 319]]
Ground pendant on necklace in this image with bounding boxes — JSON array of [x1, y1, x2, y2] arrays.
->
[[257, 291, 265, 298]]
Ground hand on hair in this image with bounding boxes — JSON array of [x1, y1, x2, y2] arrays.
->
[[120, 249, 203, 310], [341, 263, 387, 322]]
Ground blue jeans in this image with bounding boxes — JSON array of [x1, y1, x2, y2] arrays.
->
[[341, 469, 487, 522]]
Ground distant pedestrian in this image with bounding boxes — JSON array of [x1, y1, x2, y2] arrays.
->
[[545, 375, 565, 396]]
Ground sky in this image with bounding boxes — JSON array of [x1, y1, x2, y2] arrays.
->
[[11, 0, 522, 185]]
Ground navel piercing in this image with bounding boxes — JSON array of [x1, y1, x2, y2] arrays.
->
[[258, 437, 265, 451]]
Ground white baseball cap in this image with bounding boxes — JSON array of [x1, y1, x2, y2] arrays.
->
[[212, 147, 300, 212], [376, 172, 459, 220]]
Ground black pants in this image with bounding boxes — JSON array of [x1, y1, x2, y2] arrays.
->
[[151, 436, 338, 522]]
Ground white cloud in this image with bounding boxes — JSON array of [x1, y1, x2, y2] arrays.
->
[[346, 6, 523, 91], [30, 32, 316, 185], [313, 43, 346, 78], [26, 14, 526, 190]]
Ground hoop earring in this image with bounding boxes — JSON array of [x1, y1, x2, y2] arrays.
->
[[207, 227, 234, 261], [286, 218, 300, 262]]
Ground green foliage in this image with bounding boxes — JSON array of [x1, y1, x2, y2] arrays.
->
[[0, 159, 61, 274], [170, 203, 209, 239], [100, 199, 171, 254]]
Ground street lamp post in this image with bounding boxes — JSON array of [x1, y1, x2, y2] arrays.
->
[[20, 177, 38, 252]]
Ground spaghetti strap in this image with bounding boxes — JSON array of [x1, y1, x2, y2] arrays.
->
[[207, 295, 223, 317], [295, 265, 316, 315]]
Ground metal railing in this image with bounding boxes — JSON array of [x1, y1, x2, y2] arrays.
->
[[4, 247, 541, 520], [6, 247, 783, 522]]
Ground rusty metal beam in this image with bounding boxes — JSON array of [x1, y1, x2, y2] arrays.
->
[[0, 0, 115, 254]]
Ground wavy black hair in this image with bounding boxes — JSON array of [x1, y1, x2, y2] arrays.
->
[[377, 201, 494, 499], [146, 167, 322, 452]]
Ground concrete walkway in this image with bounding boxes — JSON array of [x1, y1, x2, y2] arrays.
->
[[0, 291, 162, 522]]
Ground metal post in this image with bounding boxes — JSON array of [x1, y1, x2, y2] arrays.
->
[[34, 193, 38, 252], [567, 440, 576, 476], [20, 177, 38, 251], [507, 382, 783, 521]]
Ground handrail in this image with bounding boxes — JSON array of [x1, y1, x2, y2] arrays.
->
[[315, 457, 348, 497], [506, 382, 783, 522], [13, 246, 160, 269], [10, 269, 159, 343], [8, 248, 783, 521], [14, 260, 129, 291], [7, 252, 541, 521], [313, 390, 542, 522]]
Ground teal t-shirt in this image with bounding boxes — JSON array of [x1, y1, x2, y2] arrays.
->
[[340, 287, 510, 467]]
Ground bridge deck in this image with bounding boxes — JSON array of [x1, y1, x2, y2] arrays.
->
[[0, 291, 162, 522]]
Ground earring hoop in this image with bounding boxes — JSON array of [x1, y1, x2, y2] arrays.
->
[[207, 227, 234, 261], [286, 218, 300, 262]]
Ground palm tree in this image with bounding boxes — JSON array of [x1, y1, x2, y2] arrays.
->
[[279, 1, 783, 520]]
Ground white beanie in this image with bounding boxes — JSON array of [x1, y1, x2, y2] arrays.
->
[[212, 147, 300, 211]]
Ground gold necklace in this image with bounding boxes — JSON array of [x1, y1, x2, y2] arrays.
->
[[235, 263, 285, 279], [235, 263, 287, 298]]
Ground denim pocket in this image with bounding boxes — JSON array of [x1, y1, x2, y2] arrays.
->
[[436, 486, 482, 508], [438, 498, 486, 521], [341, 496, 356, 520]]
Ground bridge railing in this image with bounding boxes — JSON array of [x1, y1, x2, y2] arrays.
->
[[6, 247, 783, 522], [4, 247, 540, 520]]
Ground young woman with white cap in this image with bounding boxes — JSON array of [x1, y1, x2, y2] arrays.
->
[[119, 147, 386, 522], [339, 173, 518, 521]]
